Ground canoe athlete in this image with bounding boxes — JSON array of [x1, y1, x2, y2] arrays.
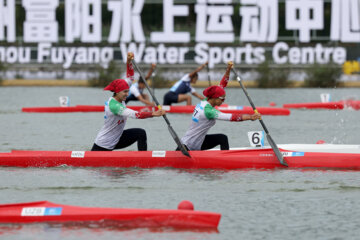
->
[[163, 62, 208, 106], [179, 62, 261, 151], [125, 63, 156, 106], [91, 53, 165, 151]]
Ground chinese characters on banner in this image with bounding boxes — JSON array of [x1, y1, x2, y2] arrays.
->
[[331, 0, 360, 42], [286, 0, 324, 43], [65, 0, 102, 43], [195, 0, 234, 43], [240, 0, 278, 42], [0, 0, 15, 42], [23, 0, 59, 42], [0, 0, 358, 68]]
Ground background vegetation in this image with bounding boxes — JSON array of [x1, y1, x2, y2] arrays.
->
[[303, 63, 343, 88], [88, 61, 121, 88], [0, 62, 6, 85], [255, 61, 291, 88]]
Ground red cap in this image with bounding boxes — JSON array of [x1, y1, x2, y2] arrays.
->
[[104, 79, 129, 93], [203, 86, 226, 99]]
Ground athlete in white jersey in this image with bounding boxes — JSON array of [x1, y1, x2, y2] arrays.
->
[[91, 79, 165, 151], [180, 62, 261, 151], [125, 63, 156, 106]]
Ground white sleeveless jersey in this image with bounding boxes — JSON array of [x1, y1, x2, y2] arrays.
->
[[181, 100, 233, 150], [94, 97, 138, 149]]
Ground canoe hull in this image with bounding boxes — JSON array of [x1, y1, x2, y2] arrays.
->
[[0, 201, 220, 229], [1, 145, 360, 169], [283, 102, 344, 109], [22, 105, 290, 115], [283, 100, 360, 110]]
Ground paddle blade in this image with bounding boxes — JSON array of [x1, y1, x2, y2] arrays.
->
[[266, 134, 288, 166]]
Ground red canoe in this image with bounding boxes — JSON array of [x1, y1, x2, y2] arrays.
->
[[283, 102, 344, 109], [22, 105, 290, 115], [0, 200, 221, 229], [283, 100, 360, 110], [1, 144, 360, 169]]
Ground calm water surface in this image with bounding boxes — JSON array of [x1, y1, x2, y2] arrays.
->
[[0, 86, 360, 240]]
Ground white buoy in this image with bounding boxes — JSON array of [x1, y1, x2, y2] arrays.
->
[[59, 96, 70, 107], [320, 93, 331, 103]]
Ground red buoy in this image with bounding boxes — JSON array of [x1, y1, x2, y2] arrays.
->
[[269, 102, 276, 106], [316, 140, 326, 144], [178, 200, 194, 211]]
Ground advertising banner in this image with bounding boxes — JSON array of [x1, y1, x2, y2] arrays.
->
[[0, 0, 359, 70]]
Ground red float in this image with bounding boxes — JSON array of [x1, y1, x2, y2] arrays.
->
[[283, 102, 344, 109]]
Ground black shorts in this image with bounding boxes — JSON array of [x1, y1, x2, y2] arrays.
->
[[163, 91, 178, 105], [91, 128, 147, 151], [175, 134, 229, 151], [125, 94, 138, 103]]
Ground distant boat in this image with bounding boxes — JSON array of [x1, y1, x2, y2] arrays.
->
[[283, 100, 360, 110], [0, 200, 221, 229]]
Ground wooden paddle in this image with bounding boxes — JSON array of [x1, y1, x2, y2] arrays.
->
[[231, 67, 288, 167], [131, 60, 191, 158]]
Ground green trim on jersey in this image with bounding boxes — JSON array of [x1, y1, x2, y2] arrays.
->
[[204, 103, 219, 120], [109, 98, 125, 115]]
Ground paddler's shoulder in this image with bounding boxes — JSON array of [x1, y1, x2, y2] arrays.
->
[[109, 97, 126, 115], [196, 99, 208, 109], [204, 102, 219, 120]]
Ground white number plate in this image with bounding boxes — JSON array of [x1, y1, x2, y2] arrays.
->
[[247, 131, 264, 147], [282, 152, 305, 157], [21, 207, 62, 216], [152, 151, 166, 157], [71, 151, 85, 158]]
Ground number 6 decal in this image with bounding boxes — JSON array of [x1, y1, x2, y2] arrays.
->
[[247, 131, 264, 147]]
